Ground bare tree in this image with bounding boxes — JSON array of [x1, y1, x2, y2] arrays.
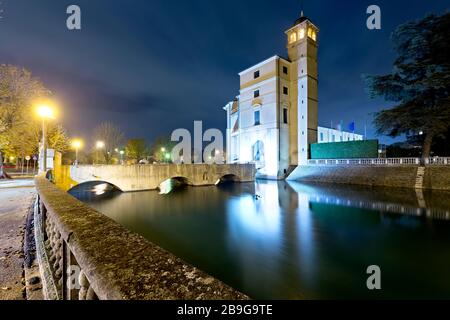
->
[[93, 122, 125, 164]]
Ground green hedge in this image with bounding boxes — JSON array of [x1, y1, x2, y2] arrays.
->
[[311, 140, 379, 159]]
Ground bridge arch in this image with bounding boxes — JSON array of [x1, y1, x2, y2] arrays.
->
[[68, 180, 123, 195], [158, 176, 192, 194], [215, 174, 241, 185]]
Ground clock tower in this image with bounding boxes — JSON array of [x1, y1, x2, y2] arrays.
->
[[285, 13, 319, 165]]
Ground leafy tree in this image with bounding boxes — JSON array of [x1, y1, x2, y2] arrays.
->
[[93, 122, 125, 164], [149, 136, 176, 162], [0, 64, 50, 177], [125, 138, 148, 163], [365, 12, 450, 158]]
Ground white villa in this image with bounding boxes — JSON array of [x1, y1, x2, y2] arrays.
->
[[224, 13, 362, 179]]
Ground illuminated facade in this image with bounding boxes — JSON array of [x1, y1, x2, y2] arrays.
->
[[224, 14, 362, 179]]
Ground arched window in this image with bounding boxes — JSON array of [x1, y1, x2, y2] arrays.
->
[[252, 140, 265, 165]]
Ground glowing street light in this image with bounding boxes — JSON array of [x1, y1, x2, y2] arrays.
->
[[95, 141, 105, 165], [161, 147, 166, 152], [35, 103, 56, 173], [72, 139, 83, 165], [36, 104, 55, 119]]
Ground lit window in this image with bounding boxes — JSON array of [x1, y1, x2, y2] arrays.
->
[[312, 31, 317, 41], [254, 70, 260, 79], [254, 110, 260, 125], [299, 28, 305, 39], [283, 108, 288, 124], [289, 32, 297, 43], [254, 90, 260, 98], [308, 28, 313, 38]]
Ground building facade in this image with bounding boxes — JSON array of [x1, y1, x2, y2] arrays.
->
[[224, 14, 362, 179]]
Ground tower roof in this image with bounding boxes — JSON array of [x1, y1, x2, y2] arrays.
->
[[292, 11, 314, 27], [293, 16, 313, 27]]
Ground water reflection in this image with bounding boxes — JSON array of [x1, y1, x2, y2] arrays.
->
[[71, 180, 450, 299]]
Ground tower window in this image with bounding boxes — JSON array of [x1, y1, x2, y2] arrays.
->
[[254, 90, 260, 98], [254, 110, 260, 126], [283, 86, 288, 95], [289, 32, 297, 43], [254, 70, 260, 79], [283, 108, 288, 124], [283, 66, 288, 75], [308, 28, 313, 38], [299, 28, 305, 39], [312, 31, 317, 41]]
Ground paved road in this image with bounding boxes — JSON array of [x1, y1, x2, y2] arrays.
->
[[0, 179, 35, 300]]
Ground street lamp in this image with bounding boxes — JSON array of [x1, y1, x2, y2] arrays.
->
[[165, 153, 171, 163], [72, 139, 83, 165], [119, 150, 125, 165], [25, 156, 31, 174], [95, 141, 105, 164], [36, 103, 55, 173]]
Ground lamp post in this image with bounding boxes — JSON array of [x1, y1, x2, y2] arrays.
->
[[25, 156, 31, 174], [36, 104, 55, 173], [95, 141, 105, 164], [120, 150, 125, 165], [72, 139, 83, 166]]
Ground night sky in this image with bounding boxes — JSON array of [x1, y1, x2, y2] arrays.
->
[[0, 0, 448, 146]]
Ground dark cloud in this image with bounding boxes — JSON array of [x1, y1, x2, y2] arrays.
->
[[0, 0, 447, 144]]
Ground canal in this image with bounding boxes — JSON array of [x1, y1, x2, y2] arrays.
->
[[70, 180, 450, 299]]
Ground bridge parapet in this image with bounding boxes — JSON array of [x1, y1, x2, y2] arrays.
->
[[55, 163, 255, 192], [34, 176, 249, 300]]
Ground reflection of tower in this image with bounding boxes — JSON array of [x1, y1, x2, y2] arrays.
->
[[285, 13, 319, 165]]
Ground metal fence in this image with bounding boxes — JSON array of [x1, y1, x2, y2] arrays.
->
[[307, 157, 450, 166]]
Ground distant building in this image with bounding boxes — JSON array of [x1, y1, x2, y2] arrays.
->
[[224, 13, 362, 178], [317, 127, 363, 144]]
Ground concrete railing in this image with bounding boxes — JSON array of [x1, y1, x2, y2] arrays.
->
[[34, 176, 248, 300], [307, 157, 450, 166]]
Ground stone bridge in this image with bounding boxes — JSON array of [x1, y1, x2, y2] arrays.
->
[[54, 164, 255, 192]]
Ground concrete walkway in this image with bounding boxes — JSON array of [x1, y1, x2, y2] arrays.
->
[[0, 179, 35, 300]]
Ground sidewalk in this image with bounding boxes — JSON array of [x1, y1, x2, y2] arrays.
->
[[0, 179, 35, 300]]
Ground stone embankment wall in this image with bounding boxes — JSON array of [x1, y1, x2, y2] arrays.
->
[[288, 166, 450, 190], [34, 176, 248, 300]]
